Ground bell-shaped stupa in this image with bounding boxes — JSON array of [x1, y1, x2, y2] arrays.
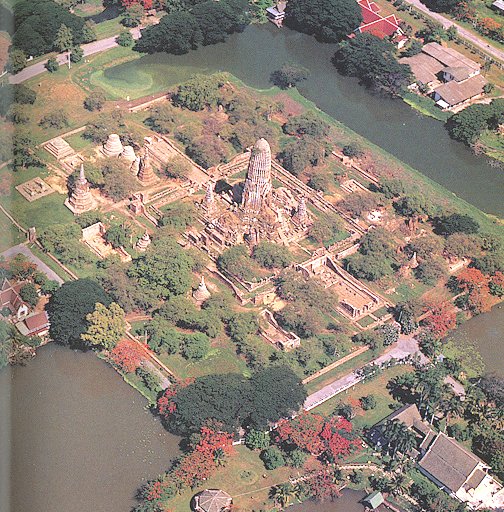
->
[[121, 145, 136, 164], [135, 231, 151, 252], [192, 276, 211, 302], [241, 138, 272, 215], [102, 133, 124, 158], [65, 164, 96, 215], [138, 146, 158, 186], [293, 195, 308, 225]]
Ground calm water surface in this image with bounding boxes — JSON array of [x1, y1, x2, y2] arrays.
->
[[290, 490, 367, 512], [104, 23, 504, 217], [0, 344, 181, 512]]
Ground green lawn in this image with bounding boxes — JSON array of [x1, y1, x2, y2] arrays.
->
[[313, 365, 413, 423], [0, 208, 24, 252], [402, 92, 451, 122]]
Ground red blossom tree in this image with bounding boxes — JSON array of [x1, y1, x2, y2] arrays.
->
[[423, 301, 457, 338], [457, 268, 492, 314], [110, 339, 145, 373], [276, 413, 325, 455], [157, 378, 194, 417], [320, 416, 360, 462]]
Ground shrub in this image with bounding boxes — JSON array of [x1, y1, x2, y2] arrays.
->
[[360, 394, 377, 410], [45, 57, 59, 73], [260, 447, 285, 470], [84, 91, 106, 112], [116, 31, 134, 47]]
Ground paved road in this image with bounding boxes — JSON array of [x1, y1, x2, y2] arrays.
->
[[8, 27, 141, 85], [304, 336, 423, 411], [403, 0, 504, 64], [1, 244, 64, 284]]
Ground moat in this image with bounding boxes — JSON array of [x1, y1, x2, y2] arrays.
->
[[97, 23, 504, 217]]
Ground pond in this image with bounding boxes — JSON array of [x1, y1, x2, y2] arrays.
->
[[96, 23, 504, 217], [0, 344, 181, 512], [289, 489, 367, 511]]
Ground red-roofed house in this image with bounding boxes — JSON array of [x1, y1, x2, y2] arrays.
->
[[0, 279, 29, 320], [354, 0, 407, 47], [16, 311, 50, 337]]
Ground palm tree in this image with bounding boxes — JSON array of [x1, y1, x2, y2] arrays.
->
[[270, 483, 295, 508], [443, 396, 466, 431], [387, 421, 417, 459], [213, 448, 227, 467], [389, 473, 409, 496]]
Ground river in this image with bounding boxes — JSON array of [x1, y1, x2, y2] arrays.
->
[[0, 344, 181, 512], [99, 23, 504, 217]]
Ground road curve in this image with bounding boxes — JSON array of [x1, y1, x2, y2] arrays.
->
[[403, 0, 504, 64], [8, 27, 141, 85]]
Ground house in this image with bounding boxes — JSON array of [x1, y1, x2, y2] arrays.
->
[[432, 74, 488, 109], [191, 489, 232, 512], [16, 311, 50, 337], [363, 491, 385, 510], [354, 0, 407, 47], [0, 279, 29, 320], [367, 403, 430, 451], [492, 0, 504, 13], [418, 432, 504, 510], [266, 1, 287, 27]]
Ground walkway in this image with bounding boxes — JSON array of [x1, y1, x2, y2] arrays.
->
[[403, 0, 504, 64], [8, 27, 142, 85], [0, 244, 64, 284], [304, 336, 423, 411]]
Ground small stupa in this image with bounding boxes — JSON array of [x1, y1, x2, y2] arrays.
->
[[130, 157, 141, 176], [192, 276, 211, 302], [138, 146, 158, 186], [121, 145, 137, 164], [409, 251, 419, 269], [202, 182, 216, 216], [102, 133, 124, 158], [135, 231, 151, 252], [293, 195, 308, 225], [65, 164, 96, 215]]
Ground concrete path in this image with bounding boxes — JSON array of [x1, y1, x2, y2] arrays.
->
[[304, 336, 423, 411], [8, 27, 141, 85], [403, 0, 504, 64], [0, 244, 64, 284]]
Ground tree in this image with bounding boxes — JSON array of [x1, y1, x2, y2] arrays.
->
[[248, 365, 307, 429], [54, 24, 74, 54], [181, 332, 210, 360], [285, 0, 363, 43], [81, 302, 126, 350], [18, 283, 38, 308], [270, 483, 295, 507], [84, 91, 106, 112], [145, 104, 177, 134], [422, 0, 462, 13], [104, 224, 131, 248], [173, 74, 225, 111], [252, 241, 291, 269], [270, 63, 310, 89], [361, 394, 377, 410], [82, 20, 97, 43], [309, 214, 344, 245], [415, 258, 447, 285], [12, 132, 43, 170], [422, 301, 456, 338], [146, 316, 181, 354], [101, 158, 136, 201], [334, 33, 411, 95], [128, 237, 193, 302], [346, 252, 393, 281], [217, 245, 258, 282], [45, 57, 59, 73], [110, 339, 145, 373], [446, 102, 501, 145], [260, 447, 285, 470], [281, 137, 325, 176], [164, 156, 191, 180], [385, 419, 417, 458], [245, 429, 270, 450], [117, 30, 134, 47], [342, 143, 364, 158], [135, 11, 203, 54], [159, 202, 196, 232], [70, 46, 83, 63], [39, 109, 69, 129], [7, 49, 27, 73], [7, 104, 30, 124], [283, 111, 331, 138], [339, 192, 382, 217], [394, 194, 432, 219], [436, 213, 480, 235], [395, 300, 421, 334], [403, 39, 423, 57], [123, 3, 144, 27], [47, 279, 111, 347]]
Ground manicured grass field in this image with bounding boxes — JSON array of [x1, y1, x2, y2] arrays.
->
[[0, 208, 24, 252], [402, 92, 451, 122], [313, 365, 413, 424]]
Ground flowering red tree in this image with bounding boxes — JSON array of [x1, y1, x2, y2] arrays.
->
[[121, 0, 152, 8], [173, 427, 234, 487], [457, 268, 492, 314], [276, 413, 325, 455], [157, 378, 194, 418], [423, 301, 457, 338], [109, 339, 145, 373], [304, 461, 342, 502], [320, 416, 360, 462]]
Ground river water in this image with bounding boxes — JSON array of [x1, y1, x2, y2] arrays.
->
[[102, 23, 504, 217], [0, 344, 181, 512]]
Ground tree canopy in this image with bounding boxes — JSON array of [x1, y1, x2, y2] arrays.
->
[[47, 279, 111, 347], [333, 33, 411, 95], [285, 0, 363, 43]]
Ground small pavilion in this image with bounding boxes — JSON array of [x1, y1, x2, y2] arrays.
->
[[191, 489, 232, 512]]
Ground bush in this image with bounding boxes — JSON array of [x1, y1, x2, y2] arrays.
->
[[270, 63, 309, 89], [116, 31, 134, 47], [39, 109, 69, 129], [181, 332, 210, 360], [45, 57, 59, 73], [342, 143, 363, 158], [70, 46, 83, 63], [19, 283, 39, 308], [260, 447, 285, 470], [360, 394, 377, 410], [84, 92, 106, 112], [245, 429, 270, 450]]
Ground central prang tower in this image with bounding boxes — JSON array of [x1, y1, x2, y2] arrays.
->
[[241, 138, 273, 215]]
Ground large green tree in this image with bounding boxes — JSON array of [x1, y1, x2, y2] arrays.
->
[[334, 33, 411, 95], [47, 279, 111, 347], [81, 302, 126, 350], [285, 0, 363, 42]]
